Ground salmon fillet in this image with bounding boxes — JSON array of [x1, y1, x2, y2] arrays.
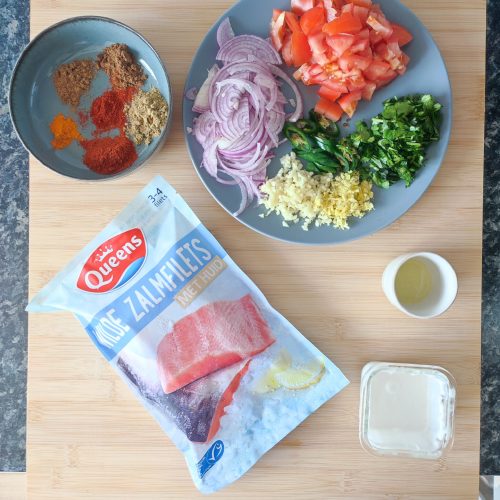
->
[[157, 294, 274, 393]]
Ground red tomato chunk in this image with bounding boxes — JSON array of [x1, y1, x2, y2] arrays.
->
[[269, 0, 413, 120]]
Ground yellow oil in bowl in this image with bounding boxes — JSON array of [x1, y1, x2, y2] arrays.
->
[[395, 258, 433, 306]]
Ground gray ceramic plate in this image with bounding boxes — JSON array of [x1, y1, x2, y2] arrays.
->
[[10, 16, 172, 181], [183, 0, 452, 245]]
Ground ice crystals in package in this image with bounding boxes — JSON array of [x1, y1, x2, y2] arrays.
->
[[28, 176, 348, 493]]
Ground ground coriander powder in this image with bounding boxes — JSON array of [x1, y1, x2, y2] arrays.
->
[[125, 88, 169, 145]]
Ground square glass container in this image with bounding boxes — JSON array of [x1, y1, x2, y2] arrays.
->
[[359, 362, 456, 459]]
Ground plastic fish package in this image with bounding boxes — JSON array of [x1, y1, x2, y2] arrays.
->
[[28, 176, 349, 493]]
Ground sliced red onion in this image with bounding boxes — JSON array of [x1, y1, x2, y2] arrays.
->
[[185, 87, 198, 101], [267, 64, 303, 122], [217, 18, 235, 48], [192, 31, 303, 216], [193, 65, 219, 113], [217, 35, 282, 65]]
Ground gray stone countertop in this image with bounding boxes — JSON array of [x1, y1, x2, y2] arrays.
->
[[0, 0, 29, 472], [481, 0, 500, 477]]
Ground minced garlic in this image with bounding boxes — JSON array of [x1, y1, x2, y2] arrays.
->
[[259, 153, 374, 230]]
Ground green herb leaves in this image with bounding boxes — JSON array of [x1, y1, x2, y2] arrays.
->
[[284, 94, 443, 188]]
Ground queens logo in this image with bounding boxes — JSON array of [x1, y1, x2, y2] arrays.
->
[[77, 228, 146, 293]]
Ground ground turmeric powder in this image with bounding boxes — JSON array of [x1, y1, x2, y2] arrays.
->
[[50, 114, 83, 149]]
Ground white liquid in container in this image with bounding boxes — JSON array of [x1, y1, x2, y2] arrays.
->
[[359, 362, 456, 459]]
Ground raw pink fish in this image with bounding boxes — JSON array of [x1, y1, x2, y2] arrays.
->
[[157, 294, 274, 393]]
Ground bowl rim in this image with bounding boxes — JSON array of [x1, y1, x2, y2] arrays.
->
[[8, 15, 173, 182]]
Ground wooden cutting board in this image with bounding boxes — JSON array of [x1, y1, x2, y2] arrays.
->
[[27, 0, 485, 498]]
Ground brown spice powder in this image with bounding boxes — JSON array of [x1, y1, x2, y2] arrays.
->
[[97, 43, 147, 90], [53, 59, 97, 107], [125, 88, 168, 145]]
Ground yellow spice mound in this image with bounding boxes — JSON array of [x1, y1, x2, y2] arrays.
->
[[259, 153, 374, 230]]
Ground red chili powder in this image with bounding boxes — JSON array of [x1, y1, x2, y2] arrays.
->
[[77, 110, 89, 127], [80, 136, 138, 175], [90, 87, 137, 133]]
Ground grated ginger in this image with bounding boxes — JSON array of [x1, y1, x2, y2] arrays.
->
[[259, 153, 374, 230]]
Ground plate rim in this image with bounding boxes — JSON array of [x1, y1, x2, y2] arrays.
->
[[182, 0, 453, 246]]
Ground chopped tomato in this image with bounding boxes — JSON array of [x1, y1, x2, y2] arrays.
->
[[364, 60, 390, 81], [326, 33, 355, 57], [285, 12, 302, 33], [398, 52, 410, 71], [311, 51, 331, 66], [386, 38, 402, 57], [346, 72, 367, 91], [282, 33, 294, 66], [375, 68, 397, 87], [391, 23, 413, 46], [369, 29, 384, 45], [269, 0, 412, 120], [357, 28, 369, 39], [347, 0, 372, 7], [292, 31, 312, 66], [350, 37, 369, 53], [272, 9, 283, 22], [321, 78, 348, 93], [396, 62, 407, 76], [337, 52, 351, 72], [291, 0, 315, 15], [340, 52, 372, 71], [331, 0, 345, 8], [308, 32, 328, 53], [323, 12, 362, 35], [374, 41, 390, 60], [270, 11, 286, 51], [315, 97, 344, 121], [357, 46, 373, 58], [293, 64, 306, 80], [341, 3, 354, 15], [353, 5, 369, 23], [338, 91, 361, 117], [308, 33, 336, 66], [375, 39, 405, 73], [320, 0, 338, 22], [299, 63, 330, 85], [301, 6, 326, 35], [318, 85, 343, 102], [366, 12, 393, 39], [361, 81, 376, 100]]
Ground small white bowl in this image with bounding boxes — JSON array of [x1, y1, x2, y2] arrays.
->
[[382, 252, 458, 319]]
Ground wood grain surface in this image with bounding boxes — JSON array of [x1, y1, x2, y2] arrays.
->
[[27, 0, 485, 498], [0, 474, 26, 500]]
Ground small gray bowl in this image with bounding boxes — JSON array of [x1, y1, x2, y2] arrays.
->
[[9, 16, 172, 180]]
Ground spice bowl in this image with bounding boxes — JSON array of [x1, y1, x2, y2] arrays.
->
[[9, 16, 172, 180]]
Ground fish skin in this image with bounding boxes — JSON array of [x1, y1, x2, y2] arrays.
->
[[117, 357, 249, 443]]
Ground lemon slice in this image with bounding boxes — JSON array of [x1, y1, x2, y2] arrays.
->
[[253, 353, 325, 393], [253, 351, 292, 394], [253, 375, 281, 394], [272, 350, 292, 371], [274, 360, 325, 390]]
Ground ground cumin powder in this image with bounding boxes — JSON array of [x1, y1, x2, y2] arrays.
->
[[97, 43, 147, 90], [53, 59, 97, 107]]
